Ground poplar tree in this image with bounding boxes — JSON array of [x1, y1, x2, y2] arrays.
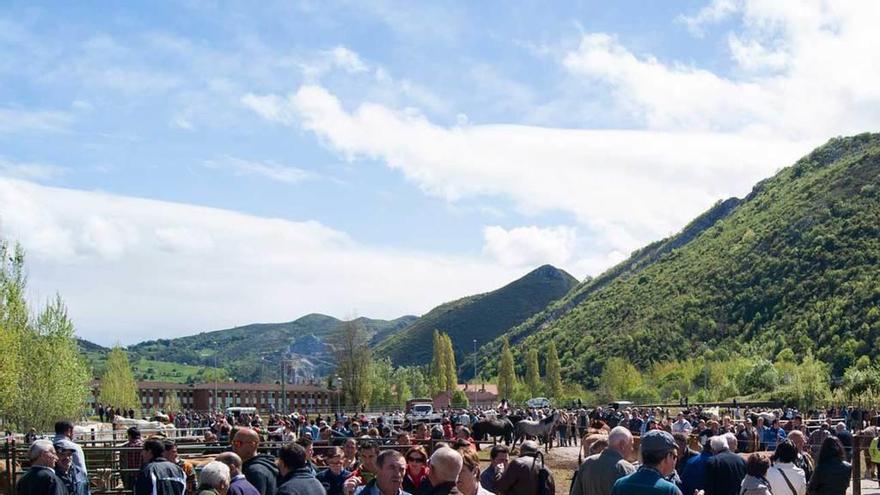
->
[[525, 348, 541, 396], [546, 342, 563, 399], [0, 241, 25, 422], [331, 319, 373, 408], [430, 330, 445, 393], [100, 346, 139, 411], [443, 333, 457, 392], [498, 338, 516, 400]]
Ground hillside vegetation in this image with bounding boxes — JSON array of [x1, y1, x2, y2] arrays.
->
[[375, 265, 578, 375], [486, 133, 880, 389]]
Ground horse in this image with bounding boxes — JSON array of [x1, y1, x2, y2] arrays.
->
[[513, 410, 560, 451], [472, 417, 514, 446]]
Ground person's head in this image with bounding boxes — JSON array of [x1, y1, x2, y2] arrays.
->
[[127, 427, 141, 441], [488, 444, 509, 467], [793, 415, 803, 428], [817, 436, 845, 464], [323, 447, 345, 475], [640, 430, 678, 476], [724, 432, 737, 452], [376, 450, 407, 495], [427, 447, 463, 485], [295, 436, 314, 460], [29, 440, 58, 468], [199, 461, 231, 495], [232, 428, 260, 461], [405, 446, 428, 476], [456, 427, 470, 440], [54, 445, 75, 471], [788, 430, 806, 451], [710, 436, 729, 454], [277, 442, 307, 477], [143, 438, 165, 463], [54, 420, 74, 438], [215, 452, 244, 478], [519, 440, 540, 457], [835, 422, 846, 433], [359, 440, 380, 473], [457, 450, 481, 495], [756, 416, 765, 427], [343, 437, 357, 458], [771, 440, 798, 464], [162, 440, 178, 463], [673, 432, 689, 457], [608, 425, 634, 458], [746, 453, 770, 478], [396, 431, 412, 445]]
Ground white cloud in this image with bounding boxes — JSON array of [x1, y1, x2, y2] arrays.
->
[[678, 0, 740, 36], [0, 108, 73, 133], [328, 45, 368, 73], [245, 84, 813, 254], [203, 155, 313, 184], [483, 225, 576, 268], [0, 156, 67, 181], [0, 178, 523, 344]]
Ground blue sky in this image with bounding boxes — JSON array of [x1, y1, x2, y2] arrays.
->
[[2, 1, 878, 344]]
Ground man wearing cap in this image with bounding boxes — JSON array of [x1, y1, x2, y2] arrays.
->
[[17, 440, 66, 495], [611, 430, 682, 495], [494, 440, 555, 495], [55, 443, 91, 495]]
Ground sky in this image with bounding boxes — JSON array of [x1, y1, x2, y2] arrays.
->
[[2, 0, 879, 345]]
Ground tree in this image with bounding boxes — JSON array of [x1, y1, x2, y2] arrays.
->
[[498, 338, 516, 400], [598, 357, 642, 402], [164, 390, 182, 414], [393, 368, 412, 407], [369, 358, 394, 407], [100, 346, 139, 412], [430, 330, 445, 394], [331, 319, 373, 408], [525, 349, 541, 396], [443, 333, 457, 392], [546, 342, 563, 399], [0, 241, 25, 423]]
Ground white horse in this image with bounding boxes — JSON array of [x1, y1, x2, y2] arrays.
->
[[513, 410, 560, 451]]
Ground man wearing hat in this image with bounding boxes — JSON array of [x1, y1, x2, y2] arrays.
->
[[121, 426, 143, 491], [55, 442, 91, 495], [611, 430, 682, 495]]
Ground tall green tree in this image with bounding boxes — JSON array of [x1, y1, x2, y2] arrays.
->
[[331, 319, 373, 408], [100, 346, 139, 411], [525, 349, 541, 396], [598, 357, 642, 402], [498, 338, 516, 400], [443, 333, 457, 392], [430, 330, 445, 394], [393, 368, 412, 407], [545, 342, 563, 399], [370, 358, 395, 407], [0, 241, 25, 422]]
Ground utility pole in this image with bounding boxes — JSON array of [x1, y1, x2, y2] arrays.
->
[[473, 339, 477, 406]]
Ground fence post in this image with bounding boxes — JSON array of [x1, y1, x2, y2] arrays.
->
[[853, 434, 861, 495]]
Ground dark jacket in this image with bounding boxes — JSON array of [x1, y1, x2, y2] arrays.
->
[[806, 459, 851, 495], [135, 457, 187, 495], [418, 481, 461, 495], [680, 451, 712, 495], [243, 454, 280, 495], [704, 450, 746, 495], [56, 464, 91, 495], [494, 454, 554, 495], [277, 467, 326, 495], [229, 474, 262, 495], [16, 466, 67, 495], [316, 468, 351, 495]]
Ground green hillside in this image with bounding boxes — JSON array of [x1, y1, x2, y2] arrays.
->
[[486, 133, 880, 387], [374, 265, 578, 375]]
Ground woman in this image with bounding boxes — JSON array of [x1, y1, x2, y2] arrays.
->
[[316, 447, 351, 495], [740, 453, 772, 495], [458, 450, 494, 495], [806, 436, 851, 495], [403, 446, 429, 494], [766, 440, 806, 495]]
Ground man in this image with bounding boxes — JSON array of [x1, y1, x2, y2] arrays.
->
[[762, 419, 787, 452], [495, 441, 554, 495], [121, 427, 144, 491], [787, 430, 814, 482], [704, 436, 746, 495], [835, 422, 854, 461], [164, 440, 198, 493], [276, 443, 325, 495], [55, 443, 91, 495], [680, 440, 712, 495], [53, 420, 87, 476], [135, 438, 186, 495], [671, 413, 692, 435], [571, 426, 635, 495], [17, 440, 66, 495], [198, 461, 231, 495], [351, 449, 410, 495], [217, 452, 261, 495], [233, 428, 279, 495], [809, 421, 832, 457], [673, 432, 698, 475], [349, 440, 380, 486], [295, 436, 318, 474], [419, 447, 463, 495], [611, 430, 681, 495], [479, 445, 509, 493]]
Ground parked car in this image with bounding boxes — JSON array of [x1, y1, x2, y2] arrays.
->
[[526, 397, 551, 408]]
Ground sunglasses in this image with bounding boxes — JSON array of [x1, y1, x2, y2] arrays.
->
[[407, 457, 426, 463]]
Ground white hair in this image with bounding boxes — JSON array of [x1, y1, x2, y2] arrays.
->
[[199, 461, 230, 489], [429, 447, 463, 482], [709, 436, 728, 453], [608, 426, 633, 448], [724, 432, 737, 450], [29, 439, 55, 461]]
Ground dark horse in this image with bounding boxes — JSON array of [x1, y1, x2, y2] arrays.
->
[[472, 417, 514, 446]]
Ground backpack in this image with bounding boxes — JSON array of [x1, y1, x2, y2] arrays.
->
[[531, 452, 555, 495]]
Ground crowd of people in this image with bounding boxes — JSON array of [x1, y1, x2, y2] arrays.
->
[[11, 403, 880, 495]]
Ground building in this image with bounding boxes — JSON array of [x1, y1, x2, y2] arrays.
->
[[90, 380, 337, 413], [433, 383, 499, 409]]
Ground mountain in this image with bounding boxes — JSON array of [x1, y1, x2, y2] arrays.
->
[[128, 314, 418, 382], [485, 133, 880, 386], [374, 265, 579, 375]]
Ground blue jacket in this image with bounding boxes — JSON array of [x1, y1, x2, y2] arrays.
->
[[761, 427, 787, 451], [680, 451, 712, 495], [611, 466, 682, 495]]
